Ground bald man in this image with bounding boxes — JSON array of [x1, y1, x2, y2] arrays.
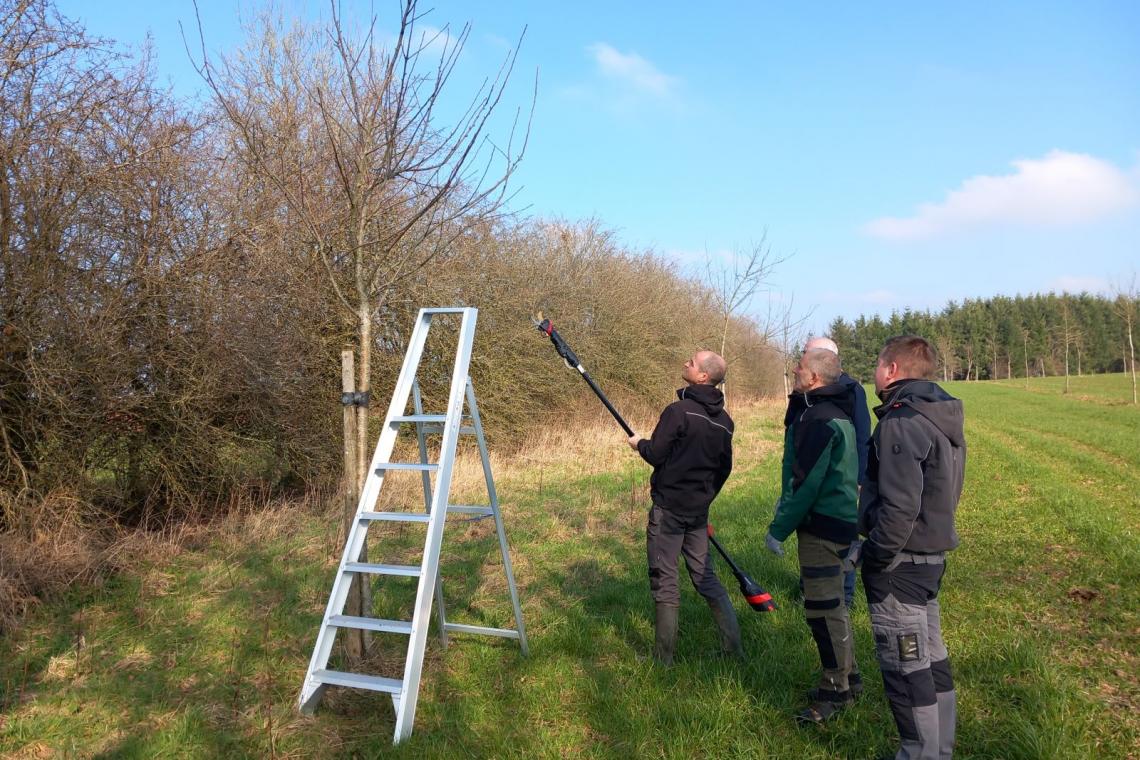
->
[[626, 350, 741, 665], [766, 347, 861, 724], [805, 336, 871, 610]]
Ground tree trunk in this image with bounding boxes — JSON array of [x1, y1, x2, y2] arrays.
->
[[1064, 342, 1070, 393], [1023, 335, 1030, 389], [355, 303, 373, 651], [341, 350, 364, 660], [1129, 321, 1137, 405]]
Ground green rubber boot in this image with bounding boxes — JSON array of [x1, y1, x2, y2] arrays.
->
[[708, 595, 745, 659], [654, 603, 679, 666]]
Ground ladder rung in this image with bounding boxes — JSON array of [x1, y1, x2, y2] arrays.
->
[[359, 511, 431, 523], [344, 562, 421, 577], [375, 462, 439, 472], [447, 505, 494, 516], [443, 623, 521, 639], [312, 669, 402, 694], [421, 307, 469, 314], [410, 423, 477, 435], [329, 615, 413, 634], [389, 414, 446, 424]]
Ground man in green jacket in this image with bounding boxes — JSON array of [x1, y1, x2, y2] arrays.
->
[[765, 347, 861, 724]]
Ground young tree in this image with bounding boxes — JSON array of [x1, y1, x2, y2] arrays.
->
[[194, 0, 531, 655], [703, 235, 786, 401], [1112, 275, 1138, 404]]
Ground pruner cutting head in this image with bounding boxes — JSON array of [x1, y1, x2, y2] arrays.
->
[[532, 314, 580, 370]]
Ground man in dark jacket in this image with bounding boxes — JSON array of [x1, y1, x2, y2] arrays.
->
[[806, 337, 871, 609], [626, 350, 740, 665], [765, 347, 860, 723], [858, 335, 966, 760]]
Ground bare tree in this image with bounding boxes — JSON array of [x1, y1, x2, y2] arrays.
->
[[1056, 295, 1082, 393], [769, 294, 814, 396], [703, 234, 786, 363], [1112, 274, 1138, 404], [191, 0, 531, 656]]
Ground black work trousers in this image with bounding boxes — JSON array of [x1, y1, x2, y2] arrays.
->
[[646, 505, 729, 606]]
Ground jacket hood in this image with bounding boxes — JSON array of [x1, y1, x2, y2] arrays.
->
[[877, 379, 965, 447], [678, 383, 725, 415], [784, 380, 857, 427]]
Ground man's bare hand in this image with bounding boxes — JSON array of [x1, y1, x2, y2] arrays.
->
[[626, 434, 641, 451]]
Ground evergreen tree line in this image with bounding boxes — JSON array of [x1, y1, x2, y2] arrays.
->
[[826, 292, 1139, 384]]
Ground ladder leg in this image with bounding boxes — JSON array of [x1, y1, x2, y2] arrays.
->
[[414, 381, 449, 649], [393, 310, 477, 743], [467, 379, 528, 656]]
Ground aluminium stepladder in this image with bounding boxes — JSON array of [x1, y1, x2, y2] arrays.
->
[[297, 307, 528, 743]]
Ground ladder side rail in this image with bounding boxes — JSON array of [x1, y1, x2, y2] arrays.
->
[[299, 310, 435, 713], [413, 380, 449, 648], [466, 378, 529, 655], [357, 310, 435, 521], [392, 308, 478, 743]]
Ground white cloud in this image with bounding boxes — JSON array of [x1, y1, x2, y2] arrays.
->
[[1045, 275, 1111, 294], [588, 42, 676, 97], [864, 151, 1140, 241]]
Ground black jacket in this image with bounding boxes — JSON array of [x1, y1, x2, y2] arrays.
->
[[770, 381, 859, 544], [859, 379, 966, 570], [637, 384, 734, 516], [839, 372, 872, 485]]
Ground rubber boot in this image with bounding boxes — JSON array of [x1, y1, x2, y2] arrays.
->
[[708, 595, 745, 659], [653, 603, 679, 666]]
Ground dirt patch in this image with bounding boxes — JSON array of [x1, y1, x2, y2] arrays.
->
[[1067, 587, 1099, 603]]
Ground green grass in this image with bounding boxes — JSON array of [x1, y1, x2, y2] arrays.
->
[[2, 375, 1138, 758]]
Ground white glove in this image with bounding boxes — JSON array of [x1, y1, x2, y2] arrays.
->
[[765, 532, 785, 557]]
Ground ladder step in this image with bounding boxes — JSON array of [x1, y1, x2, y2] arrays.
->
[[443, 623, 521, 639], [375, 462, 439, 472], [312, 669, 403, 694], [389, 414, 446, 424], [359, 511, 432, 523], [329, 615, 413, 634], [411, 423, 477, 435], [344, 562, 421, 577], [447, 505, 494, 516]]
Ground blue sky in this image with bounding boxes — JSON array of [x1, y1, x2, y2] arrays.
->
[[57, 1, 1140, 334]]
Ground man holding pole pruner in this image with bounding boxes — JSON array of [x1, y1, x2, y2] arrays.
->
[[625, 350, 742, 666]]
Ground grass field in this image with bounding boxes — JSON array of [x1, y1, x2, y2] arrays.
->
[[2, 374, 1138, 758]]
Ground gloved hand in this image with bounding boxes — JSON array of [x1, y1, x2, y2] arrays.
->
[[843, 539, 863, 571], [764, 532, 785, 557]]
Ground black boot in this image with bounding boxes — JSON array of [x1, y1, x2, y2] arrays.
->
[[707, 595, 745, 659], [654, 603, 679, 666]]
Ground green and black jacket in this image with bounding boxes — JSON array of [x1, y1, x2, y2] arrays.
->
[[767, 382, 859, 544]]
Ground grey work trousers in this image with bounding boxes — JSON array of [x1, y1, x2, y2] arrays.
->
[[864, 554, 956, 760], [646, 505, 729, 606], [798, 530, 859, 697]]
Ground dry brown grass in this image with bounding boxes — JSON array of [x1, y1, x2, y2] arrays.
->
[[0, 399, 777, 634]]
